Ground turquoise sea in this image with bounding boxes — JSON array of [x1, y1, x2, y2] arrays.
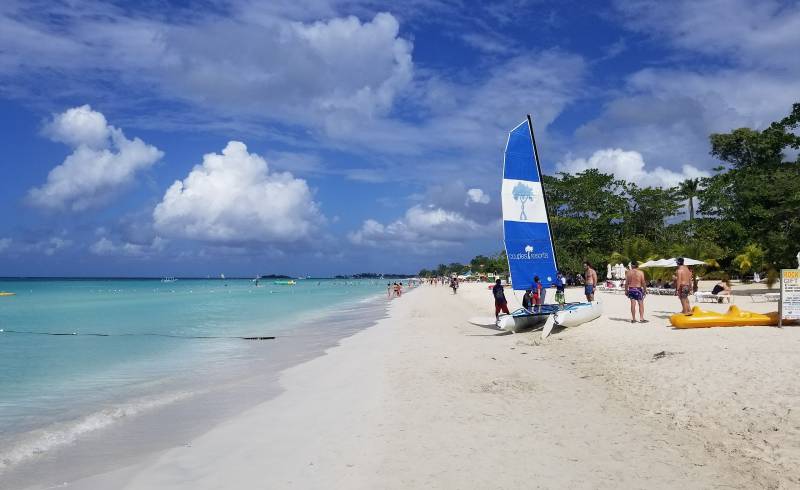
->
[[0, 278, 390, 479]]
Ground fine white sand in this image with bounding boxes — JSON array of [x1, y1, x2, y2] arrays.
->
[[69, 282, 800, 489]]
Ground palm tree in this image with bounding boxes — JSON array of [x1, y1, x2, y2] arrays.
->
[[678, 178, 700, 221]]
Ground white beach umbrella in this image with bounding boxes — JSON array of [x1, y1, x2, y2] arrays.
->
[[606, 263, 612, 279], [639, 257, 706, 268]]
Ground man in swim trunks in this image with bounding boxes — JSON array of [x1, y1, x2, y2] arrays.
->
[[624, 261, 647, 323], [492, 279, 510, 319], [583, 261, 597, 301], [675, 257, 693, 314]]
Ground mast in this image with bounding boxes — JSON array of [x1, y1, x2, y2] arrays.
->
[[526, 114, 560, 273]]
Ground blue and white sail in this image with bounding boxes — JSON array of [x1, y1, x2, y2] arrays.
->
[[502, 118, 558, 291]]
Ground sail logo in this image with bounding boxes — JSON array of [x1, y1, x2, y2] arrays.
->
[[502, 179, 547, 223], [508, 244, 549, 260], [511, 182, 537, 220]]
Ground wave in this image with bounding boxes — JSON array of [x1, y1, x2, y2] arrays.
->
[[0, 390, 194, 475]]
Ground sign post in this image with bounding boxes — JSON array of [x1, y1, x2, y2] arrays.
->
[[780, 269, 800, 327]]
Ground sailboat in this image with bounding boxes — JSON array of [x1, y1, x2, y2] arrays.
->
[[497, 115, 601, 334]]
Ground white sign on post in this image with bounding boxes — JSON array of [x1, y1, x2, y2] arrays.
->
[[780, 269, 800, 326]]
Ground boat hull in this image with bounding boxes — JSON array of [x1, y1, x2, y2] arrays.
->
[[553, 301, 602, 328], [670, 305, 795, 328], [497, 305, 559, 333]]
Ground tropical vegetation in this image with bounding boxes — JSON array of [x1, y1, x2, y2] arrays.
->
[[418, 103, 800, 284]]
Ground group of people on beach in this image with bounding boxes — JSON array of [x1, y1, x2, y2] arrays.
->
[[490, 259, 698, 323], [387, 282, 403, 299], [621, 257, 694, 322], [491, 270, 569, 319]]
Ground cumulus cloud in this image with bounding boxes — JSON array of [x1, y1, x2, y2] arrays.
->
[[348, 204, 492, 251], [613, 0, 800, 68], [39, 236, 72, 256], [575, 0, 800, 173], [0, 7, 413, 124], [27, 105, 163, 211], [153, 141, 323, 244], [466, 188, 490, 205], [558, 148, 709, 188], [90, 236, 166, 257]]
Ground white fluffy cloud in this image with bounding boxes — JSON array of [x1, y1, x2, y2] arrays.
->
[[28, 105, 163, 211], [466, 188, 490, 205], [559, 149, 709, 188], [0, 237, 11, 252], [348, 205, 489, 250], [153, 141, 322, 244]]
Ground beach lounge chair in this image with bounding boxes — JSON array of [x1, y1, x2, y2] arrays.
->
[[695, 292, 732, 304], [751, 293, 780, 303]]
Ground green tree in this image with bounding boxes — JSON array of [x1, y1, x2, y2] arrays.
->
[[700, 103, 800, 268], [678, 178, 700, 221], [733, 243, 766, 278]]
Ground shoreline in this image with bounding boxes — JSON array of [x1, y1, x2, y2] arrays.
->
[[3, 292, 390, 490], [13, 282, 800, 489]]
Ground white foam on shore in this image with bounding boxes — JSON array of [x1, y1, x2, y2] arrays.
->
[[0, 391, 194, 475]]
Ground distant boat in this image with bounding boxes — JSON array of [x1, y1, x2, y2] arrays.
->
[[161, 277, 177, 283], [273, 280, 296, 286], [220, 273, 225, 280], [0, 291, 15, 297]]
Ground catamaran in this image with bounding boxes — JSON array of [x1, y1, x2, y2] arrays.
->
[[497, 115, 601, 334]]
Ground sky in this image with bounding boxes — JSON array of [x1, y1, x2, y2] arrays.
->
[[0, 0, 798, 277]]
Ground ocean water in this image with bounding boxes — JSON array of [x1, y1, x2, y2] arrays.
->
[[0, 278, 391, 478]]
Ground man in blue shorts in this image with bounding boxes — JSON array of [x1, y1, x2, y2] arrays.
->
[[583, 261, 597, 301], [624, 261, 647, 323]]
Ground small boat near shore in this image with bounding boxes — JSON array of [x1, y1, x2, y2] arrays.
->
[[0, 291, 15, 297], [498, 305, 559, 333], [494, 115, 603, 336], [273, 280, 296, 286], [670, 305, 796, 328]]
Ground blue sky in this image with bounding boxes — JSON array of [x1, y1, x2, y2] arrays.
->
[[1, 0, 798, 277]]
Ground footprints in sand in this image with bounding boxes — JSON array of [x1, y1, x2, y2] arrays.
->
[[475, 378, 537, 395]]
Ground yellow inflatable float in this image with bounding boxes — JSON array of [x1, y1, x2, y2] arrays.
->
[[0, 291, 15, 297], [670, 305, 794, 328]]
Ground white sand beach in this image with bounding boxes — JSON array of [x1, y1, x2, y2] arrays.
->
[[67, 283, 800, 489]]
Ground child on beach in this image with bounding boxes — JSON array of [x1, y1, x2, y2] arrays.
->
[[522, 288, 533, 311], [555, 271, 566, 307], [532, 276, 543, 312]]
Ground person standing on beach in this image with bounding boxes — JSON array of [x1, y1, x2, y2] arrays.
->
[[522, 288, 533, 311], [583, 262, 597, 301], [555, 271, 566, 307], [675, 258, 693, 314], [450, 276, 459, 294], [493, 279, 510, 319], [624, 261, 647, 323], [532, 276, 543, 312]]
